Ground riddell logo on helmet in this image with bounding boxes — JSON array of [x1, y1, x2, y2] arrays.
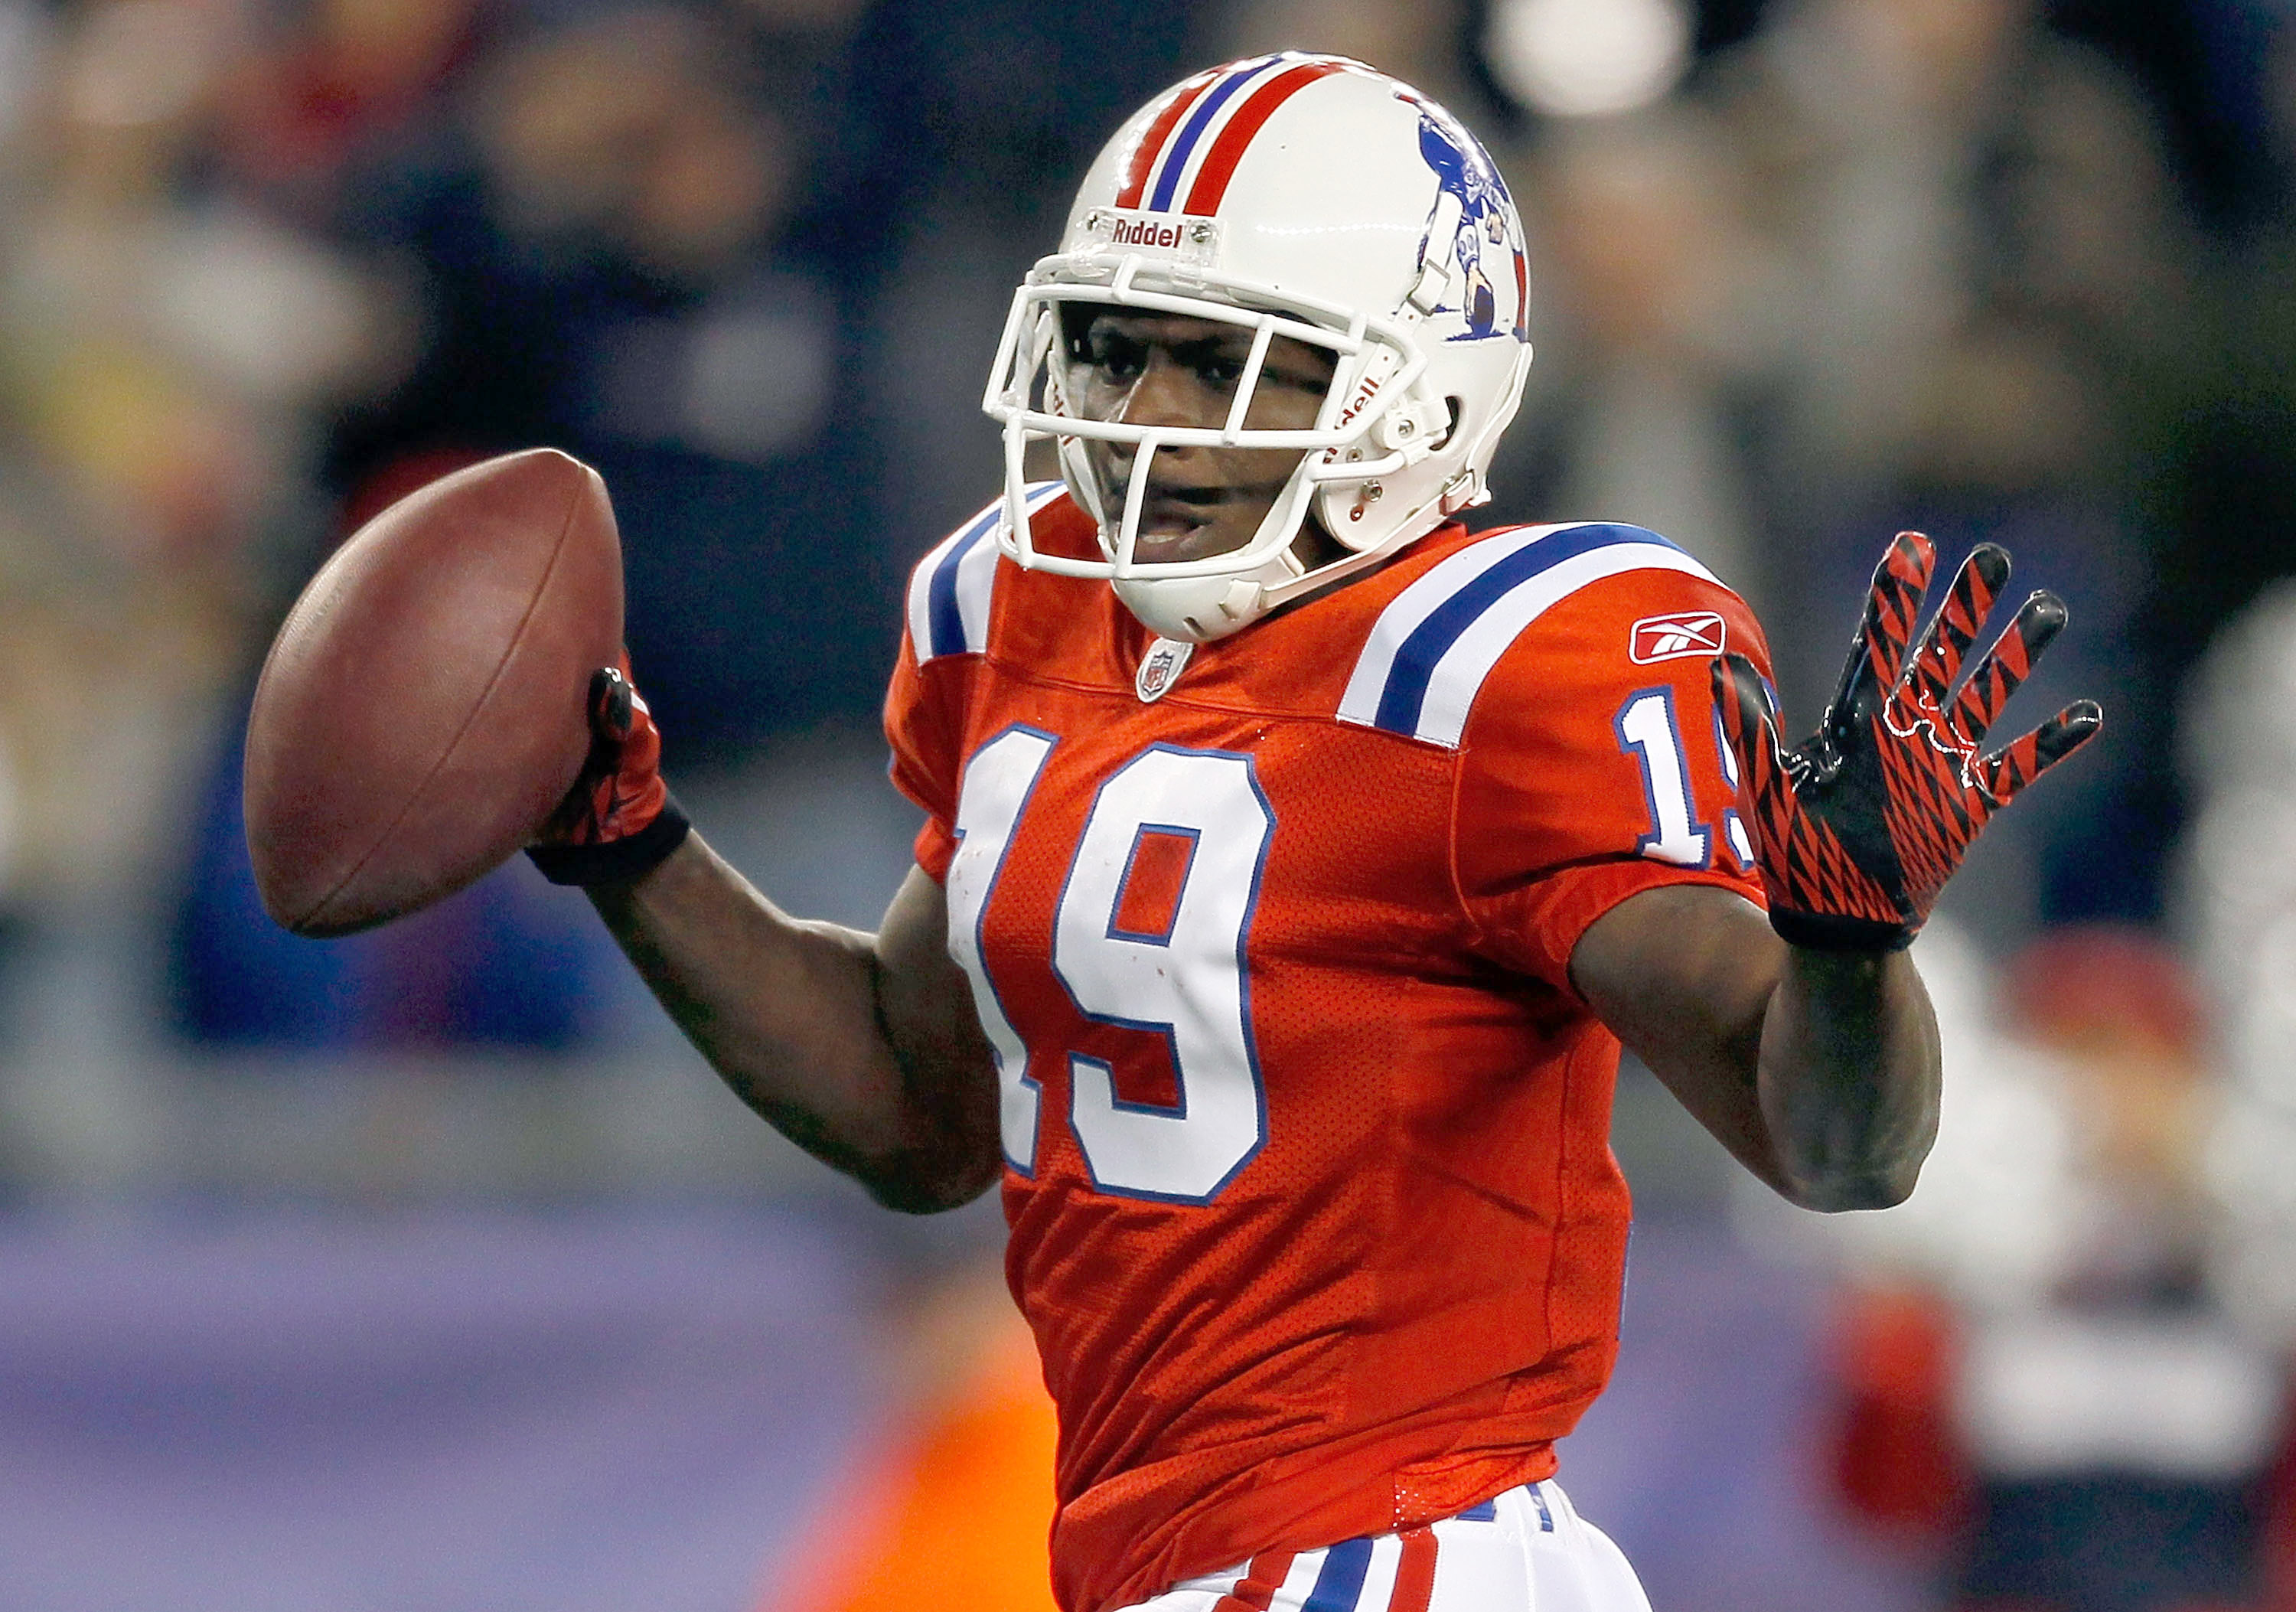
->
[[1110, 217, 1189, 250], [1317, 376, 1385, 460], [1084, 209, 1220, 264]]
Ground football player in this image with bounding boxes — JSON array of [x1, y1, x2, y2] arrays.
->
[[526, 54, 2101, 1612]]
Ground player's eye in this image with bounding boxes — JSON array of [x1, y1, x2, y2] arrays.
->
[[1078, 327, 1149, 381], [1191, 354, 1247, 389], [1254, 343, 1337, 398], [1163, 336, 1257, 392], [1259, 357, 1331, 396]]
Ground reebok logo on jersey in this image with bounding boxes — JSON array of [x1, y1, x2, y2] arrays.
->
[[1630, 612, 1726, 664], [1136, 638, 1194, 702]]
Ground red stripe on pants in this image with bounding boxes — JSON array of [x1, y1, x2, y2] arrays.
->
[[1388, 1526, 1439, 1612], [1212, 1549, 1297, 1611]]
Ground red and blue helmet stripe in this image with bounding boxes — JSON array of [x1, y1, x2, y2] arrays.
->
[[1115, 54, 1352, 217]]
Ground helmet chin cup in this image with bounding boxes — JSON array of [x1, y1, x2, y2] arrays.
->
[[1114, 550, 1300, 643], [982, 54, 1535, 638]]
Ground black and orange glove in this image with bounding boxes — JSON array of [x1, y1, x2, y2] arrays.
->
[[1712, 532, 2102, 951], [526, 661, 691, 886]]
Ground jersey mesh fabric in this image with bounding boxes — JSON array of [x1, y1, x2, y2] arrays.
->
[[882, 498, 1770, 1612]]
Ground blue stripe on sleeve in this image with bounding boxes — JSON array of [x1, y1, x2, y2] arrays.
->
[[1300, 1537, 1375, 1612], [1369, 524, 1677, 737], [925, 507, 1002, 659]]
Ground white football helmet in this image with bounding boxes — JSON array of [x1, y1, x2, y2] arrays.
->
[[983, 54, 1534, 642]]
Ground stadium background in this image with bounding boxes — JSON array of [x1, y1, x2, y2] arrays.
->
[[1, 0, 2294, 1606]]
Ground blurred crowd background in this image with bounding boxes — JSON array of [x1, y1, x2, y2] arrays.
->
[[1, 0, 2294, 1607]]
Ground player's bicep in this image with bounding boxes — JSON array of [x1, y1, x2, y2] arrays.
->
[[869, 863, 1002, 1205], [874, 864, 982, 1057], [1570, 882, 1797, 1196]]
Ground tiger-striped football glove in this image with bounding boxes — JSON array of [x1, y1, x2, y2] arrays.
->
[[1712, 532, 2102, 951], [527, 661, 691, 886]]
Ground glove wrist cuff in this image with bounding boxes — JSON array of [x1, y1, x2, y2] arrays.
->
[[1766, 906, 1917, 953], [527, 793, 692, 887]]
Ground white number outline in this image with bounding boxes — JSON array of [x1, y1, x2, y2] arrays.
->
[[1048, 744, 1275, 1205], [947, 735, 1276, 1206], [1709, 703, 1756, 872], [945, 724, 1058, 1176], [1614, 687, 1712, 869]]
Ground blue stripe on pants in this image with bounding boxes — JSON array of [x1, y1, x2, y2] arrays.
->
[[1301, 1536, 1375, 1611]]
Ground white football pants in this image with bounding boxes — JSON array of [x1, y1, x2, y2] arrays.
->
[[1113, 1481, 1652, 1612]]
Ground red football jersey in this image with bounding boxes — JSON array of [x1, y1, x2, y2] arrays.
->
[[883, 489, 1770, 1612]]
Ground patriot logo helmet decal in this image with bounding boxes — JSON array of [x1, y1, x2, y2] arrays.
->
[[1407, 97, 1531, 343]]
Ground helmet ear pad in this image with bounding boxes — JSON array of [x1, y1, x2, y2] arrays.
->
[[1310, 377, 1468, 558]]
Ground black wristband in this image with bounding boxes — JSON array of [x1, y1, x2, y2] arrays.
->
[[527, 794, 693, 887], [1766, 906, 1917, 953]]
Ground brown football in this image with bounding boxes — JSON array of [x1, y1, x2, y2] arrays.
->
[[244, 448, 624, 936]]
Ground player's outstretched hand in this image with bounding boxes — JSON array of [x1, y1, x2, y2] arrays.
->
[[1712, 532, 2102, 950], [526, 659, 692, 886]]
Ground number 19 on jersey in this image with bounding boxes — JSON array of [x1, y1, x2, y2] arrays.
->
[[945, 729, 1274, 1204]]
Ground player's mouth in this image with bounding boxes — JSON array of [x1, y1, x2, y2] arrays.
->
[[1105, 480, 1219, 558], [1120, 481, 1280, 563], [1139, 485, 1223, 533]]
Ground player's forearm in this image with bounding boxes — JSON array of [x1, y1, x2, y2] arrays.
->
[[1755, 947, 1940, 1211], [585, 835, 997, 1211], [1574, 886, 1940, 1211]]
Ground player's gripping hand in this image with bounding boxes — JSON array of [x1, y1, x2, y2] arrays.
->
[[1712, 532, 2102, 951], [526, 660, 692, 886]]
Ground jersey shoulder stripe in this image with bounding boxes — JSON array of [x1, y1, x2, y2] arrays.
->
[[905, 483, 1064, 664], [1337, 522, 1720, 748]]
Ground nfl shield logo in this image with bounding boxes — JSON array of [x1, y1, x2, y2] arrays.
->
[[1135, 638, 1193, 703]]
